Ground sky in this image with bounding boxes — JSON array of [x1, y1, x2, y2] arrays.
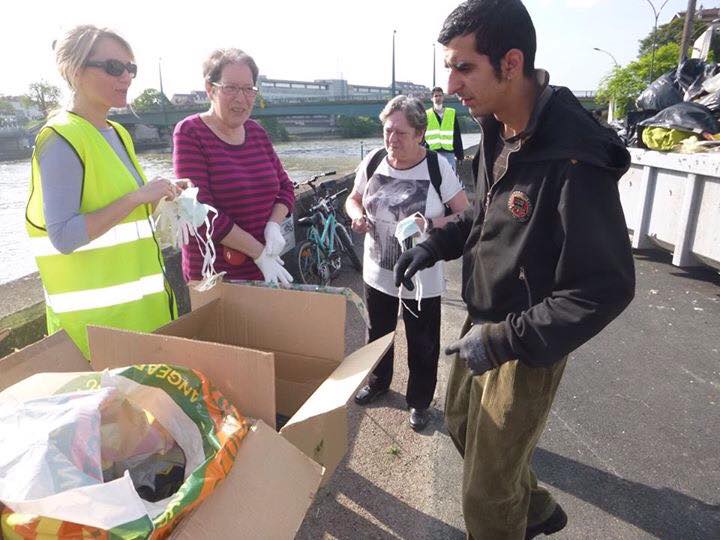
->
[[1, 0, 717, 102]]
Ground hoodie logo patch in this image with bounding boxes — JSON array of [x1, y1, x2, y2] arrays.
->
[[508, 191, 532, 222]]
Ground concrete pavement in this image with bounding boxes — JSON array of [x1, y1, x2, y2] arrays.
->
[[296, 247, 720, 539]]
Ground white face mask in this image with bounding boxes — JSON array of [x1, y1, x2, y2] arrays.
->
[[394, 213, 422, 243], [176, 187, 214, 229], [394, 214, 424, 317], [152, 184, 225, 291]]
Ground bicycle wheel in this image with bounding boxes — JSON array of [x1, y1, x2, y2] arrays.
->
[[335, 224, 362, 272], [296, 240, 331, 285]]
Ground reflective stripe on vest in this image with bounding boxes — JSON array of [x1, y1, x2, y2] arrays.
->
[[30, 219, 153, 257], [45, 273, 166, 313], [426, 108, 456, 151]]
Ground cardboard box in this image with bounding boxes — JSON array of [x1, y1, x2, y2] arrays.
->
[[0, 331, 324, 538], [93, 283, 392, 481], [0, 284, 392, 538]]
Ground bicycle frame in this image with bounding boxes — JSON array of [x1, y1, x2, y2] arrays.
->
[[295, 173, 358, 284], [306, 211, 337, 265]]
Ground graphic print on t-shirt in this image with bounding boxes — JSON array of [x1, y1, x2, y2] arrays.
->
[[363, 173, 429, 270]]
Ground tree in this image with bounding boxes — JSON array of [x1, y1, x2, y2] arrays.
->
[[638, 16, 707, 57], [131, 88, 172, 111], [256, 117, 289, 142], [336, 115, 381, 138], [24, 80, 61, 118], [597, 42, 680, 118]]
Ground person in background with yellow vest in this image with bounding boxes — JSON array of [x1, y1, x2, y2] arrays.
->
[[425, 86, 464, 171], [25, 25, 180, 358]]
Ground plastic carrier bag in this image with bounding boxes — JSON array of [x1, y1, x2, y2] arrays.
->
[[641, 126, 695, 150], [0, 364, 249, 539], [638, 102, 720, 135], [636, 71, 683, 111]]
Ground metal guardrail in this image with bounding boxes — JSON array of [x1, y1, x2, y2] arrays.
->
[[619, 149, 720, 271]]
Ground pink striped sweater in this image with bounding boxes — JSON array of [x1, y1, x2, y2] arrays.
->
[[173, 115, 295, 281]]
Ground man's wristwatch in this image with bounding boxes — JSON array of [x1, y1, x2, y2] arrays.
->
[[426, 217, 434, 231]]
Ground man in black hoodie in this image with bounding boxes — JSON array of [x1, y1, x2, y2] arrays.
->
[[394, 1, 635, 538]]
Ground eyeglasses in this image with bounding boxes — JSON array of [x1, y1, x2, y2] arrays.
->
[[211, 82, 258, 98], [84, 59, 138, 78]]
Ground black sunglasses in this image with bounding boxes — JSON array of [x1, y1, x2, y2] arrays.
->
[[84, 59, 138, 78]]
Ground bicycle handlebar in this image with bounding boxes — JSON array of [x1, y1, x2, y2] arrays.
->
[[294, 171, 337, 191], [306, 187, 348, 215]]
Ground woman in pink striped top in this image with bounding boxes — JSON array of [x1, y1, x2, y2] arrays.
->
[[173, 48, 294, 284]]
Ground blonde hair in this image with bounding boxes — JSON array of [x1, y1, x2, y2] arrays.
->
[[54, 25, 134, 91]]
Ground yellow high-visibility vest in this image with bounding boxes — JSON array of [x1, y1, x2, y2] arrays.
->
[[425, 107, 456, 151], [26, 110, 176, 357]]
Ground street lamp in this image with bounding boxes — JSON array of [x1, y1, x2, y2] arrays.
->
[[592, 47, 620, 122], [643, 0, 671, 83], [392, 30, 397, 97], [432, 42, 436, 88], [592, 47, 619, 67], [158, 57, 169, 125]]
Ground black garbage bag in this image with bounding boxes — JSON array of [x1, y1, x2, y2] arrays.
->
[[685, 62, 720, 100], [636, 71, 683, 111], [624, 110, 659, 147], [638, 101, 719, 133], [676, 58, 706, 93]]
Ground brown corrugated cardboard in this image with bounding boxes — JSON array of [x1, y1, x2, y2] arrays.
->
[[88, 325, 277, 427], [0, 331, 89, 392], [170, 421, 322, 540], [0, 330, 323, 539], [176, 282, 392, 481]]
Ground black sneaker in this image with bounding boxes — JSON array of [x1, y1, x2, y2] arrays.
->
[[525, 504, 568, 539], [409, 408, 430, 431], [354, 384, 388, 405]]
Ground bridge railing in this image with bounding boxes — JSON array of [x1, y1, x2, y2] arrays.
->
[[573, 91, 596, 99]]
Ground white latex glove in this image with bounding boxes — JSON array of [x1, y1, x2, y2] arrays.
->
[[254, 247, 293, 285], [264, 221, 286, 257]]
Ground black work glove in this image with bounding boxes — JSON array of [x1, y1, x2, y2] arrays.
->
[[445, 324, 501, 376], [393, 244, 437, 290]]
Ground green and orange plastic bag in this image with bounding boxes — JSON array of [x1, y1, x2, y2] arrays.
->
[[0, 364, 249, 539]]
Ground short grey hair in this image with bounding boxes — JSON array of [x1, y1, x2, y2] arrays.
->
[[379, 95, 427, 133], [203, 48, 259, 84]]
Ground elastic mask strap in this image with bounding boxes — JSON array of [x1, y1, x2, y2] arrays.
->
[[193, 208, 225, 291]]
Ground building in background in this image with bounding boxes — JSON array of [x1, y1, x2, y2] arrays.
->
[[170, 77, 431, 105]]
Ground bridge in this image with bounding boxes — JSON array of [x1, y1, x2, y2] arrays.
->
[[109, 93, 599, 127]]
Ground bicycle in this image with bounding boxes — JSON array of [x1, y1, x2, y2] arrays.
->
[[295, 171, 362, 285]]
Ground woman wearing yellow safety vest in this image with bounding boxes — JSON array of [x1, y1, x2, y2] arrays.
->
[[25, 25, 181, 358]]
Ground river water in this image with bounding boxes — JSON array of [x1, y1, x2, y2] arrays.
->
[[0, 134, 479, 284]]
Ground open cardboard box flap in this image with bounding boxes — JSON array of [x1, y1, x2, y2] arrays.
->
[[279, 332, 393, 476], [170, 421, 322, 540], [0, 331, 88, 392], [187, 283, 347, 363], [0, 331, 323, 539]]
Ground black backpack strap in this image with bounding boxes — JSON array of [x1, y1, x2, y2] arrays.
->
[[427, 149, 454, 216], [365, 148, 388, 180], [426, 150, 443, 200]]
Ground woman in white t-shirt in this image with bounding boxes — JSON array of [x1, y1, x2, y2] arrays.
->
[[345, 95, 469, 431]]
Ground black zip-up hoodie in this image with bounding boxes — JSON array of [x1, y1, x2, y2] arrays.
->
[[424, 85, 636, 368]]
